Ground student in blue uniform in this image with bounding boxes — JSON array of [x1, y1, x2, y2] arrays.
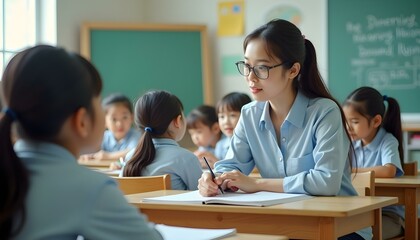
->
[[121, 90, 202, 190], [198, 19, 369, 239], [80, 93, 140, 162], [187, 105, 223, 168], [343, 86, 404, 239], [0, 45, 162, 240], [215, 92, 251, 159]]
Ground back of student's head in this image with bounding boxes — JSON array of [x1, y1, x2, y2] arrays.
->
[[343, 86, 403, 161], [102, 93, 133, 114], [216, 92, 252, 113], [123, 90, 183, 176], [0, 45, 102, 238], [186, 105, 218, 129]]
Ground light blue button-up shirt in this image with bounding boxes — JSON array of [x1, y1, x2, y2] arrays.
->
[[214, 91, 371, 239], [101, 128, 140, 152], [353, 127, 404, 219], [123, 138, 203, 190], [215, 91, 356, 196], [13, 140, 162, 240]]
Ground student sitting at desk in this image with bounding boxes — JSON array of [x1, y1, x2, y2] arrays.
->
[[198, 19, 370, 240], [187, 105, 223, 168], [215, 92, 251, 159], [343, 86, 405, 239], [79, 93, 140, 163], [121, 90, 202, 190], [0, 45, 162, 240]]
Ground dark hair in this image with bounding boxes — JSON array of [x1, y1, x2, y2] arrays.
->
[[102, 93, 133, 114], [123, 90, 183, 176], [244, 19, 353, 167], [343, 86, 403, 163], [0, 45, 102, 238], [186, 105, 218, 129], [0, 82, 3, 112], [216, 92, 252, 113]]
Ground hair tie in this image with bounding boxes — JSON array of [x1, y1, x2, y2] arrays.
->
[[3, 108, 17, 121], [383, 95, 388, 101], [144, 127, 153, 133]]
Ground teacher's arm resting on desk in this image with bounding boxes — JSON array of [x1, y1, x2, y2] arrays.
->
[[199, 170, 283, 196]]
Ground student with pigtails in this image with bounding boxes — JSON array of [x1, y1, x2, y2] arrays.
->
[[121, 90, 202, 190], [343, 86, 405, 239]]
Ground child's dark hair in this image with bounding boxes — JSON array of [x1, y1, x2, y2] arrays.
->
[[216, 92, 251, 113], [102, 93, 133, 114], [186, 105, 218, 129], [244, 19, 353, 167], [0, 45, 102, 238], [123, 90, 183, 176], [343, 86, 403, 163]]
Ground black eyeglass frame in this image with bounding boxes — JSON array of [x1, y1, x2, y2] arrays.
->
[[235, 61, 287, 80]]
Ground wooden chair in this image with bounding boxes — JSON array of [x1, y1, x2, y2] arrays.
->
[[113, 174, 171, 195], [402, 161, 418, 176], [351, 171, 375, 196]]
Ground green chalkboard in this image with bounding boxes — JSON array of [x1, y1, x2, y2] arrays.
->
[[328, 0, 420, 113], [81, 23, 212, 114]]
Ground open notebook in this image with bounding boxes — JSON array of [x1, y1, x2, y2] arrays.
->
[[143, 190, 311, 207], [155, 224, 236, 240]]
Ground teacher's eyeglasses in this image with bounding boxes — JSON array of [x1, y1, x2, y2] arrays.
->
[[235, 61, 286, 80]]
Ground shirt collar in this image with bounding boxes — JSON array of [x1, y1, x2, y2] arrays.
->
[[258, 90, 308, 129], [14, 139, 76, 163], [352, 128, 386, 151], [152, 138, 179, 147], [365, 128, 386, 151]]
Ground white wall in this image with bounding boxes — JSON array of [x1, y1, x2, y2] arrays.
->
[[56, 0, 327, 102], [56, 0, 147, 53]]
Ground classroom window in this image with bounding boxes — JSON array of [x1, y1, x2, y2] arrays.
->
[[0, 0, 36, 74]]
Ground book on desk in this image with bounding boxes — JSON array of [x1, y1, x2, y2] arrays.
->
[[143, 190, 311, 207], [156, 224, 236, 240]]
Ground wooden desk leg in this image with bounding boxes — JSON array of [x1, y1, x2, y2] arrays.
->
[[404, 188, 418, 240], [372, 208, 382, 240]]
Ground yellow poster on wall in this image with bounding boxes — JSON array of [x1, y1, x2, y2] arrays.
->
[[217, 0, 244, 37]]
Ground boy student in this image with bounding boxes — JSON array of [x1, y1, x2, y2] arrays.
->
[[187, 105, 223, 168], [80, 93, 140, 163]]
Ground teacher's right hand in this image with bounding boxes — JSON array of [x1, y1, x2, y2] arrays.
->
[[198, 172, 224, 197]]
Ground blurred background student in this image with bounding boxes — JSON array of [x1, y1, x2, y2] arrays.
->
[[80, 93, 140, 163], [121, 90, 202, 190], [187, 105, 223, 168], [215, 92, 251, 160], [0, 45, 162, 240]]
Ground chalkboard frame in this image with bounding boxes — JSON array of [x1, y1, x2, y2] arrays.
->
[[80, 22, 213, 113]]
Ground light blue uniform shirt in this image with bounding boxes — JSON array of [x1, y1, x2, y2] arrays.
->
[[122, 138, 203, 190], [214, 134, 229, 160], [101, 128, 140, 152], [13, 140, 162, 240], [353, 127, 404, 219], [214, 91, 371, 239]]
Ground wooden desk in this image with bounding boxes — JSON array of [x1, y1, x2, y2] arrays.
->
[[224, 233, 287, 239], [126, 190, 397, 240], [375, 176, 420, 239], [90, 167, 121, 176], [78, 160, 113, 168]]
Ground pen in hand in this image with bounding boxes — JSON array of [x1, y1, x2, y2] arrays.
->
[[203, 157, 224, 195]]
